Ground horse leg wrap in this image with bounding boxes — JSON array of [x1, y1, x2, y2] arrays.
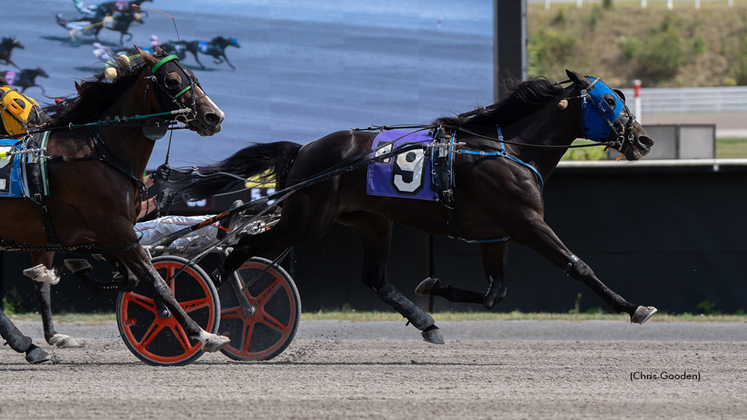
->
[[377, 284, 435, 331], [0, 310, 32, 353], [23, 264, 60, 285], [563, 254, 581, 276]]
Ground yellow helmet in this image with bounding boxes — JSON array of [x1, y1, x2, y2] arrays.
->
[[1, 86, 42, 137]]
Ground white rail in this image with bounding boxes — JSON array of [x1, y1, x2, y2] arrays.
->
[[617, 86, 747, 114]]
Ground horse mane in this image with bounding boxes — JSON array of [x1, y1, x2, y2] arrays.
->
[[44, 61, 147, 126], [436, 77, 565, 129]]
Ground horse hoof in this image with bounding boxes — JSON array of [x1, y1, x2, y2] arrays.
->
[[64, 259, 92, 273], [631, 306, 658, 324], [415, 277, 439, 296], [25, 345, 51, 364], [50, 333, 83, 348], [483, 285, 507, 309], [202, 334, 231, 353], [22, 264, 60, 285], [421, 327, 445, 345]]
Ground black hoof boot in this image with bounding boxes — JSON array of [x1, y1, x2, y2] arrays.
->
[[25, 344, 51, 364], [421, 326, 445, 345]]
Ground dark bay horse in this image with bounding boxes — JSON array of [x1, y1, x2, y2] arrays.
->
[[0, 68, 49, 93], [0, 79, 72, 350], [57, 12, 144, 45], [175, 70, 656, 344], [165, 37, 240, 70], [0, 37, 24, 70], [0, 47, 227, 363]]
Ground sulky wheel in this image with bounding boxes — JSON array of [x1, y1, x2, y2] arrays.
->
[[218, 256, 301, 361], [117, 256, 221, 366]]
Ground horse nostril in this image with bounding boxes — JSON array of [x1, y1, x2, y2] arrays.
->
[[204, 112, 222, 127], [640, 136, 654, 146]]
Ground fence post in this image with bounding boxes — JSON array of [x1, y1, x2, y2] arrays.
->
[[634, 79, 642, 125]]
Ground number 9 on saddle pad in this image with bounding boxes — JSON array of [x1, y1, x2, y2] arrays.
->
[[0, 86, 42, 137]]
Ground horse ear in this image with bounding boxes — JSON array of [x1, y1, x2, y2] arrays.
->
[[134, 45, 158, 67], [565, 69, 590, 89], [153, 45, 165, 55]]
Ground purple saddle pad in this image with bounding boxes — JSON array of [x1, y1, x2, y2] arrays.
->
[[366, 130, 438, 201]]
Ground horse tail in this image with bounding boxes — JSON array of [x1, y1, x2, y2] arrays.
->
[[173, 141, 301, 201]]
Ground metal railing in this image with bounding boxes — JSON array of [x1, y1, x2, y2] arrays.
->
[[617, 86, 747, 114], [534, 0, 740, 10]]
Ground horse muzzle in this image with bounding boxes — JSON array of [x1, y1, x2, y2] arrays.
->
[[191, 108, 224, 136], [623, 135, 654, 161]]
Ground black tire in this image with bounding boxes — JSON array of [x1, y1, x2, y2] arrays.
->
[[117, 256, 221, 366], [218, 256, 301, 361]]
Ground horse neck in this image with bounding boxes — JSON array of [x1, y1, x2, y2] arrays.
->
[[95, 74, 158, 176], [503, 94, 583, 179]]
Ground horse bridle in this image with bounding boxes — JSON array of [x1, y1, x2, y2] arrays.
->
[[574, 77, 639, 155], [146, 54, 205, 124]]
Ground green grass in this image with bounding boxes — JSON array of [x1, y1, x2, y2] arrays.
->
[[716, 138, 747, 159], [8, 309, 747, 323]]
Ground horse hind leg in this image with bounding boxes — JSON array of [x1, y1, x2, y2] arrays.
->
[[378, 284, 444, 344], [415, 276, 506, 309], [415, 241, 509, 310], [0, 308, 50, 364], [338, 212, 444, 344]]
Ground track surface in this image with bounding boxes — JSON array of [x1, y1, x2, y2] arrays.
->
[[1, 320, 745, 419]]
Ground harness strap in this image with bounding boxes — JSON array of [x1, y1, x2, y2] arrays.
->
[[431, 128, 461, 240], [430, 128, 512, 245], [456, 125, 544, 191], [22, 132, 62, 248]]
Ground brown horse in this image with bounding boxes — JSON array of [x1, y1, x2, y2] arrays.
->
[[0, 37, 24, 70], [0, 46, 228, 364], [174, 70, 657, 344]]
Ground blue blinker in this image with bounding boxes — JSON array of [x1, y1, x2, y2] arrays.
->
[[581, 77, 626, 143]]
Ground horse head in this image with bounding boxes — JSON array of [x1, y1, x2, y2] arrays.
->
[[565, 69, 654, 161], [11, 37, 25, 50], [34, 68, 49, 79], [135, 46, 224, 136]]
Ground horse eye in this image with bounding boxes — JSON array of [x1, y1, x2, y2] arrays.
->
[[605, 96, 616, 107], [164, 73, 182, 90]]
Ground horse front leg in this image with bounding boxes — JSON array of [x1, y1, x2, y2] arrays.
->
[[116, 246, 229, 352], [415, 241, 508, 309], [511, 217, 657, 323], [222, 54, 235, 70], [192, 52, 205, 69]]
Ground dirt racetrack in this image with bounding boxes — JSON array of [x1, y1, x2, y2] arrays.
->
[[1, 320, 746, 419]]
